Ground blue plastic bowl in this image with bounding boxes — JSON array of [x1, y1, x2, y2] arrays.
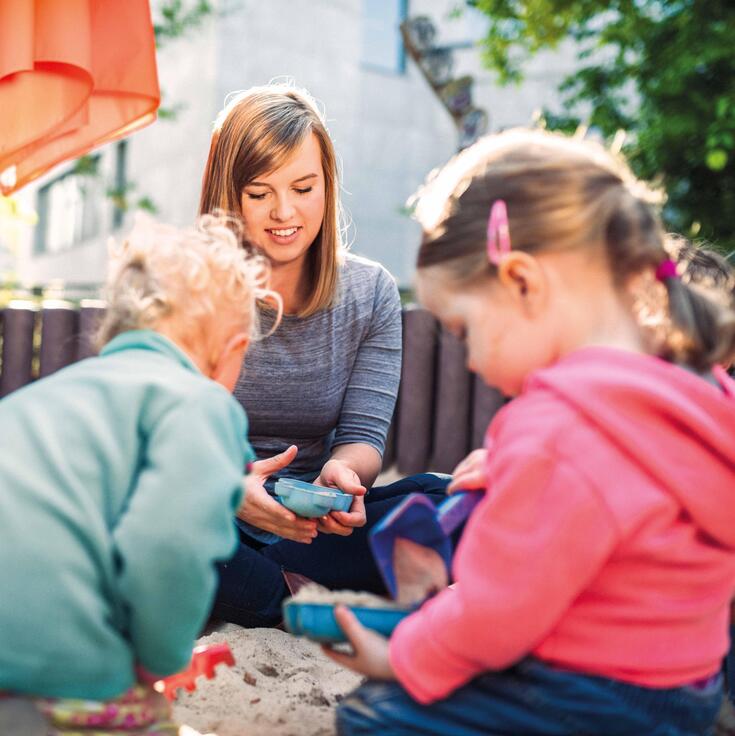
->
[[274, 478, 353, 518], [282, 599, 412, 643]]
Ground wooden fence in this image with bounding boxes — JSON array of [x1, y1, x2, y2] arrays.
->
[[0, 302, 505, 474]]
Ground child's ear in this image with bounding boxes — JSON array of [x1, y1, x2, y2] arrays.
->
[[223, 332, 250, 358], [497, 252, 547, 315], [211, 332, 250, 390]]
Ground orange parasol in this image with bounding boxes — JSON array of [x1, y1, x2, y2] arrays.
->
[[0, 0, 160, 195]]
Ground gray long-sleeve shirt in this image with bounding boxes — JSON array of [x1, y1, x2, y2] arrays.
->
[[234, 252, 403, 484]]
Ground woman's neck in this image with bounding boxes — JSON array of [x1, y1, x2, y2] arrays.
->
[[269, 257, 310, 315]]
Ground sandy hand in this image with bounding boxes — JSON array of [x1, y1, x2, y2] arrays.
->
[[393, 537, 449, 606]]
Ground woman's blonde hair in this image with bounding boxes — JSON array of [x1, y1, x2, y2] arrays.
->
[[97, 213, 282, 348], [199, 82, 344, 317], [414, 128, 735, 371]]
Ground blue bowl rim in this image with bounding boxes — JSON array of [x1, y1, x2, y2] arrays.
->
[[283, 599, 412, 615], [275, 478, 351, 499]]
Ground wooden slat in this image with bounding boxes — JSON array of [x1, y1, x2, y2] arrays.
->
[[0, 303, 38, 397], [430, 327, 472, 473], [77, 301, 106, 360], [471, 375, 506, 449], [395, 307, 438, 475], [39, 301, 79, 378], [381, 413, 397, 471]]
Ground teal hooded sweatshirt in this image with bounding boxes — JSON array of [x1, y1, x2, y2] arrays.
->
[[0, 330, 254, 699]]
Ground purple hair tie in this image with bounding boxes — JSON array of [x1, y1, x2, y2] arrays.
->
[[655, 259, 679, 283]]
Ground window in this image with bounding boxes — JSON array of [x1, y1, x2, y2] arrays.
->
[[34, 159, 103, 255], [361, 0, 408, 74], [34, 140, 127, 255]]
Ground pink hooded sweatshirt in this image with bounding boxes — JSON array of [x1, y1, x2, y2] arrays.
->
[[390, 347, 735, 705]]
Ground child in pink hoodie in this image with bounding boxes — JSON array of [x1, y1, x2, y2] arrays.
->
[[326, 129, 735, 736]]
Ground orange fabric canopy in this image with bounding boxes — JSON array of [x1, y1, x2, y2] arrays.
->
[[0, 0, 160, 195]]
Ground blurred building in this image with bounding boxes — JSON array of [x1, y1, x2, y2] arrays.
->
[[12, 0, 576, 291]]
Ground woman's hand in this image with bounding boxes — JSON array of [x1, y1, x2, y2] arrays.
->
[[237, 446, 318, 544], [314, 458, 367, 536], [321, 606, 396, 680], [447, 448, 489, 493]]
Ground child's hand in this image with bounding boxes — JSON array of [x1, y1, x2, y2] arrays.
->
[[314, 459, 367, 536], [447, 448, 489, 493], [238, 446, 318, 543], [321, 606, 396, 680]]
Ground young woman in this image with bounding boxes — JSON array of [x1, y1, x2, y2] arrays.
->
[[199, 83, 453, 627]]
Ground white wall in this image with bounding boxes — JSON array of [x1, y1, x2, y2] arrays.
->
[[212, 0, 458, 282], [14, 0, 577, 289]]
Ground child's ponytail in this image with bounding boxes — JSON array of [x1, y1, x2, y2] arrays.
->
[[658, 258, 735, 371], [604, 189, 735, 370]]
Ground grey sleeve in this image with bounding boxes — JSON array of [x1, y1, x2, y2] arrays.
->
[[332, 268, 402, 456]]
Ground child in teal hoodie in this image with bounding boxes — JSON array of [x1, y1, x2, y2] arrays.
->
[[0, 214, 280, 732]]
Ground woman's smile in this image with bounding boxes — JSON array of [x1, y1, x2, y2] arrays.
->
[[265, 225, 303, 245]]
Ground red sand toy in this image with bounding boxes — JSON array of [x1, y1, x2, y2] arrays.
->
[[157, 643, 235, 701]]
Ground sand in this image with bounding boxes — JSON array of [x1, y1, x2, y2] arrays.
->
[[172, 624, 363, 736], [287, 583, 403, 608]]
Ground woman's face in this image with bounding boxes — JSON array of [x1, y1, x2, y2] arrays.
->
[[239, 132, 326, 268]]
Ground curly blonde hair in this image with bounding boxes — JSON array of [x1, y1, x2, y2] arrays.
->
[[97, 213, 282, 348]]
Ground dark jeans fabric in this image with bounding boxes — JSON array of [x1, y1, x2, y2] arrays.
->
[[336, 658, 724, 736], [211, 473, 452, 628], [727, 625, 735, 703]]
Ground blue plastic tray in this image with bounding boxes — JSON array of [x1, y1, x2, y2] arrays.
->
[[283, 599, 412, 643], [274, 478, 353, 518]]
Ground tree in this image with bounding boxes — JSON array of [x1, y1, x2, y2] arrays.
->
[[468, 0, 735, 256]]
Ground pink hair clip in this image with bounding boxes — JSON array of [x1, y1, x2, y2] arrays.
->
[[486, 199, 512, 266], [655, 259, 679, 283]]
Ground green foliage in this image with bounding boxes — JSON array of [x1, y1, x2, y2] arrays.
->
[[153, 0, 214, 47], [105, 184, 159, 215], [157, 102, 187, 121], [157, 90, 189, 122], [469, 0, 735, 254], [105, 183, 134, 212], [0, 194, 38, 286], [135, 197, 159, 215], [71, 155, 101, 177]]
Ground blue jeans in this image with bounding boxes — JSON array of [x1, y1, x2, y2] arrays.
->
[[211, 473, 453, 628], [337, 658, 723, 736], [727, 625, 735, 703]]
